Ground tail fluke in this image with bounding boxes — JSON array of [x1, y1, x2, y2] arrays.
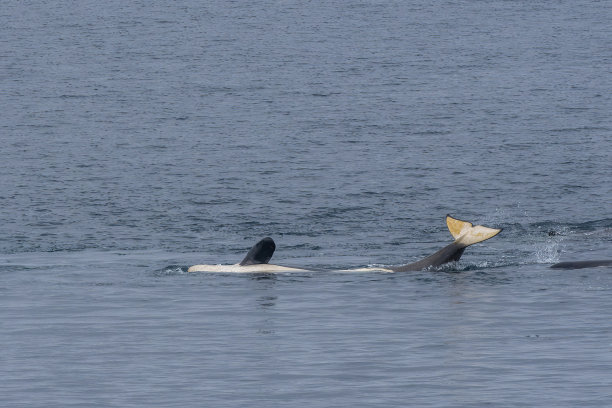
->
[[446, 215, 473, 239], [446, 215, 502, 247]]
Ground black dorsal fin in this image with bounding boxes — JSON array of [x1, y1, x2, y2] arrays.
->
[[239, 237, 276, 265]]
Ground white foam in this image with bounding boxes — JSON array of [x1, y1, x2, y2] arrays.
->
[[534, 237, 562, 264]]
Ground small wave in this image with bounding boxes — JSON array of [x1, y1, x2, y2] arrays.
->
[[431, 259, 517, 272], [460, 259, 519, 271], [533, 219, 611, 235], [153, 265, 190, 276], [548, 126, 610, 133]]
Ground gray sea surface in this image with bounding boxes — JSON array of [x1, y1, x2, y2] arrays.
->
[[1, 1, 611, 407]]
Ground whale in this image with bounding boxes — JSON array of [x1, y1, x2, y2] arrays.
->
[[187, 237, 308, 273], [345, 215, 502, 272], [187, 215, 502, 273], [550, 260, 612, 269]]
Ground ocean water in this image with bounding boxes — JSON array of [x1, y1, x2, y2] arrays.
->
[[1, 0, 611, 406]]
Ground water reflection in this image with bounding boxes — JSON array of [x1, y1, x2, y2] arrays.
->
[[248, 275, 278, 336], [248, 272, 278, 309], [258, 295, 277, 308]]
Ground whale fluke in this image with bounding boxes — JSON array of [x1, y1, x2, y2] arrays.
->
[[389, 215, 502, 272], [446, 215, 473, 239], [239, 237, 276, 265], [446, 215, 502, 246]]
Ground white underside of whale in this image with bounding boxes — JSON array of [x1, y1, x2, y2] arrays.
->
[[336, 267, 394, 273], [187, 264, 309, 273], [187, 264, 395, 273]]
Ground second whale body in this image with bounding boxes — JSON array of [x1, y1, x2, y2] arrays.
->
[[550, 260, 612, 269]]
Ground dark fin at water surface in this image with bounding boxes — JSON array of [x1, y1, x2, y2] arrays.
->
[[239, 237, 276, 265], [550, 260, 612, 269]]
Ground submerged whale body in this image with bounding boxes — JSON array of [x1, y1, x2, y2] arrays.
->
[[550, 260, 612, 269], [187, 215, 502, 273]]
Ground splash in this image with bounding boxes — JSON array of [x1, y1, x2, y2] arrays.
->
[[533, 227, 570, 264], [534, 241, 560, 264]]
